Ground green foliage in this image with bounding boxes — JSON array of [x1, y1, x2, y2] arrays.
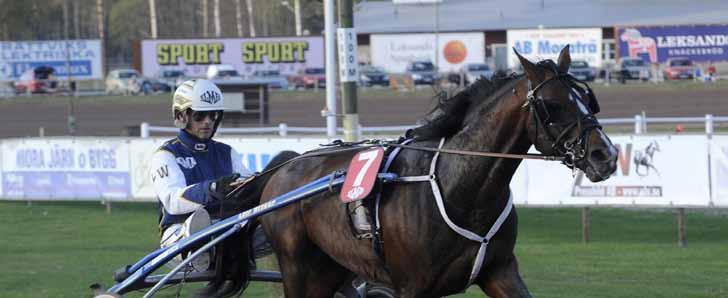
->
[[108, 0, 149, 62]]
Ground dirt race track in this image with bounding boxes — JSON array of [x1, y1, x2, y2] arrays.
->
[[1, 81, 727, 138]]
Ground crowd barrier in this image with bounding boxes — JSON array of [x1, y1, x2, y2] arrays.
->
[[1, 135, 727, 208]]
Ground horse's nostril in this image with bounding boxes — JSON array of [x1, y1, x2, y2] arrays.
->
[[589, 148, 609, 162]]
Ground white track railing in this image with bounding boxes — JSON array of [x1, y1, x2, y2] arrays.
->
[[140, 114, 728, 138]]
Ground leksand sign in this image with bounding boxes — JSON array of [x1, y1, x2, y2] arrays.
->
[[618, 25, 728, 63]]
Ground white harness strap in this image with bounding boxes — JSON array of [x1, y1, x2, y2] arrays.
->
[[378, 137, 514, 289]]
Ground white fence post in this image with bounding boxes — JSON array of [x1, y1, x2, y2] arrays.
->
[[705, 114, 714, 138], [278, 123, 288, 137], [140, 122, 150, 138], [634, 115, 643, 134]]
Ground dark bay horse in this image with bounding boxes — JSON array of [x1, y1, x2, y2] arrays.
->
[[257, 46, 618, 297]]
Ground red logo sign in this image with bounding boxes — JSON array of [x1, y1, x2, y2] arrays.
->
[[443, 40, 467, 64], [340, 148, 385, 203]]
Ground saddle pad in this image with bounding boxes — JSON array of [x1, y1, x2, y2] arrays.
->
[[340, 148, 385, 203]]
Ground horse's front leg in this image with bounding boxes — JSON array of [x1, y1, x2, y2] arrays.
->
[[476, 256, 532, 298]]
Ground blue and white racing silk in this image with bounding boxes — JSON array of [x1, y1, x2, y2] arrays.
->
[[150, 130, 251, 229]]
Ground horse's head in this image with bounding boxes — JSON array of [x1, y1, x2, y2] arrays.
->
[[620, 28, 641, 42], [515, 46, 617, 182]]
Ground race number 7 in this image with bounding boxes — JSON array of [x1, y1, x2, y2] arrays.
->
[[340, 148, 385, 203], [352, 149, 380, 187]]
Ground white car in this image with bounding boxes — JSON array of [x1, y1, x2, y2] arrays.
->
[[105, 69, 141, 95], [206, 64, 244, 81], [157, 69, 188, 89]]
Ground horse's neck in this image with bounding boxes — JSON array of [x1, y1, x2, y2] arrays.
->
[[437, 83, 531, 213]]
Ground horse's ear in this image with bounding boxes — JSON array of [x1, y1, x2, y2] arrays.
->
[[557, 45, 571, 73], [514, 48, 543, 82]]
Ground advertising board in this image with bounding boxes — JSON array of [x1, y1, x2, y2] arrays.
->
[[1, 135, 726, 207], [513, 135, 711, 206], [370, 33, 485, 73], [1, 138, 130, 200], [0, 40, 103, 81], [711, 137, 728, 207], [506, 28, 602, 68], [141, 37, 324, 78], [617, 25, 728, 63]]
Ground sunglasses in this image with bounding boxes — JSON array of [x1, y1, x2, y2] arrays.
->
[[190, 110, 223, 122]]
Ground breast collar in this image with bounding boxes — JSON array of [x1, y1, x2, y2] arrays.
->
[[177, 130, 212, 152]]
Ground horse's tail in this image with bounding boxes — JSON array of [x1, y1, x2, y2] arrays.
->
[[205, 150, 301, 297], [245, 151, 301, 260]]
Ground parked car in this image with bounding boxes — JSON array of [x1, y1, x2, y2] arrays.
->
[[14, 66, 58, 94], [405, 61, 439, 85], [290, 67, 326, 89], [663, 58, 695, 80], [568, 60, 596, 82], [106, 69, 141, 95], [448, 63, 493, 85], [106, 69, 172, 95], [206, 64, 244, 81], [359, 65, 389, 87], [250, 70, 289, 89], [157, 69, 188, 89], [614, 57, 651, 82]]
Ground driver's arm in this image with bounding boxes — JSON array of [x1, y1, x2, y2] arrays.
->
[[150, 149, 215, 215]]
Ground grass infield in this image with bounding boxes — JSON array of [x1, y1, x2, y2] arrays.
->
[[0, 201, 726, 297]]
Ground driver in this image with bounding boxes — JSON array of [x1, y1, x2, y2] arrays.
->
[[149, 79, 251, 284]]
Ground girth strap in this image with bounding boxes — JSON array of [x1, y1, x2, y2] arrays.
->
[[391, 137, 514, 290]]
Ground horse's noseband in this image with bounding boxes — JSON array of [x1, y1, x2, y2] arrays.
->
[[525, 72, 602, 168]]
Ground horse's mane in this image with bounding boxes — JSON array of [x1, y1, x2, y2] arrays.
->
[[406, 71, 521, 141]]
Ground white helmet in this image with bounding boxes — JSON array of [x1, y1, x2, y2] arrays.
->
[[173, 79, 224, 114], [172, 79, 225, 130]]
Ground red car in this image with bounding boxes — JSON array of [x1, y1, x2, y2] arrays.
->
[[14, 66, 58, 94], [290, 67, 326, 89], [663, 58, 695, 80]]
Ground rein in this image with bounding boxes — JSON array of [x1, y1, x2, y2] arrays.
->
[[386, 143, 564, 161], [225, 140, 564, 199]]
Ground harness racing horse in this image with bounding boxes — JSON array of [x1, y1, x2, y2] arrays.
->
[[256, 46, 618, 298], [633, 140, 660, 177]]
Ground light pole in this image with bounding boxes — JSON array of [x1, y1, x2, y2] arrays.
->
[[323, 0, 337, 137], [64, 0, 77, 135]]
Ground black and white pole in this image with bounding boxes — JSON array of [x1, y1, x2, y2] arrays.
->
[[338, 0, 359, 142]]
